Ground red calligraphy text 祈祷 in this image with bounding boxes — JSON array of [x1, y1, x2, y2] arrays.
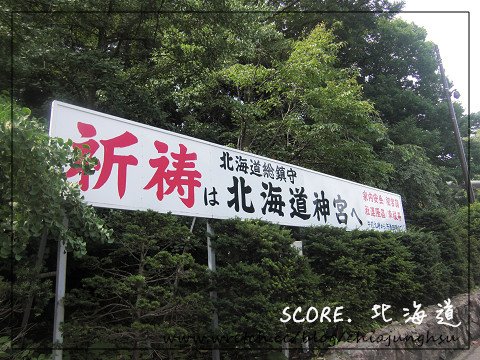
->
[[145, 142, 202, 208], [144, 141, 170, 201], [66, 122, 100, 191], [93, 131, 139, 198]]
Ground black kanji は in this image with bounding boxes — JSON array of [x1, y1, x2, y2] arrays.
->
[[204, 187, 219, 206]]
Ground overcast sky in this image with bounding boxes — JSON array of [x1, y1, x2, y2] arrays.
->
[[397, 0, 478, 114]]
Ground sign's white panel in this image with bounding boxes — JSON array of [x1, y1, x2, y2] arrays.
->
[[49, 101, 406, 231]]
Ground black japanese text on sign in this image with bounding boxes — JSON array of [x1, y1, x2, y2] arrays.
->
[[50, 101, 406, 231]]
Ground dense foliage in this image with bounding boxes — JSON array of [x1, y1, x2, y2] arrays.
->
[[2, 0, 479, 359], [0, 95, 111, 357], [63, 211, 211, 360]]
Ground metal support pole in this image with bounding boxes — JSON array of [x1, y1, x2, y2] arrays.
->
[[190, 217, 197, 233], [302, 336, 310, 353], [282, 340, 289, 358], [435, 45, 475, 202], [207, 221, 220, 360], [53, 217, 68, 360]]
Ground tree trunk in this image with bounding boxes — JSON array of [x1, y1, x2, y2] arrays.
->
[[20, 227, 48, 339]]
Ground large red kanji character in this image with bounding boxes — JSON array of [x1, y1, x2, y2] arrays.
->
[[93, 131, 138, 199], [166, 144, 202, 207], [66, 122, 100, 191], [144, 141, 170, 201], [144, 142, 202, 208]]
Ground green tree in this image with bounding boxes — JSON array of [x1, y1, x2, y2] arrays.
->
[[0, 95, 110, 259], [302, 226, 419, 333], [382, 143, 456, 214], [211, 219, 321, 359], [347, 17, 464, 212], [459, 111, 480, 182], [187, 23, 392, 187], [64, 211, 210, 360], [396, 230, 450, 304], [3, 0, 283, 129], [410, 209, 468, 296], [453, 202, 480, 287], [3, 3, 477, 357], [0, 96, 111, 352]]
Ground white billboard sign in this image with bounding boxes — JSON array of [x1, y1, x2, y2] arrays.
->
[[49, 101, 406, 231]]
